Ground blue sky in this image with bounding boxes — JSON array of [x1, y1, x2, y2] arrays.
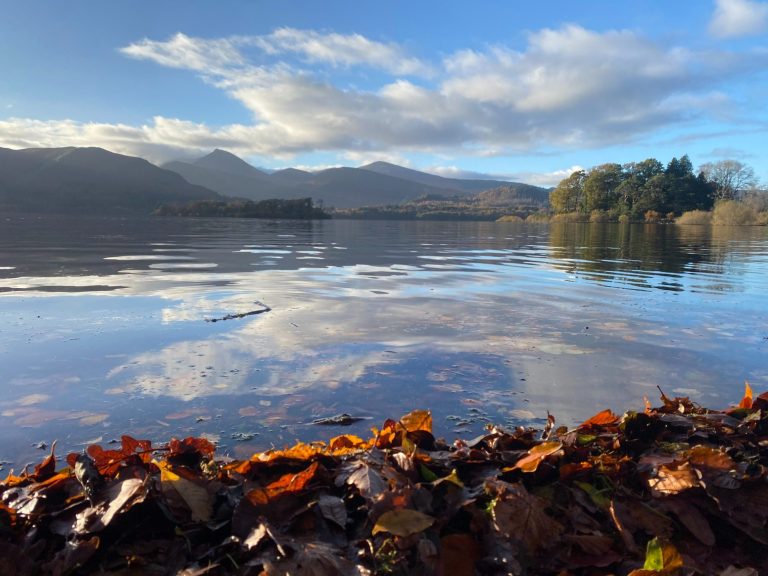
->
[[1, 0, 767, 185]]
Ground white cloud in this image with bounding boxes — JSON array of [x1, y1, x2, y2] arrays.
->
[[252, 27, 433, 76], [710, 0, 768, 38], [2, 26, 767, 165], [120, 33, 247, 75], [427, 165, 583, 187]]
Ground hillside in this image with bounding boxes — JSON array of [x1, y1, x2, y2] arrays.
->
[[0, 147, 220, 215], [163, 151, 548, 209], [360, 161, 540, 194]]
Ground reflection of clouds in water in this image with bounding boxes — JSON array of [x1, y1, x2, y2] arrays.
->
[[107, 288, 621, 407]]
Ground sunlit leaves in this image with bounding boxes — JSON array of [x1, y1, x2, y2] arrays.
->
[[2, 392, 767, 574], [511, 441, 562, 473]]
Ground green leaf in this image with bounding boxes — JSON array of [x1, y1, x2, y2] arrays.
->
[[644, 537, 664, 571], [420, 464, 438, 482]]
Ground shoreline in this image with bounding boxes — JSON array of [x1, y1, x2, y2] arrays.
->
[[1, 386, 766, 574]]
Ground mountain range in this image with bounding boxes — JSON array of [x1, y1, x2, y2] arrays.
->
[[0, 147, 219, 214], [0, 146, 549, 215], [162, 150, 549, 208]]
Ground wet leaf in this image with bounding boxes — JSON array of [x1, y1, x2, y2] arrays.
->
[[399, 409, 432, 433], [372, 509, 434, 537]]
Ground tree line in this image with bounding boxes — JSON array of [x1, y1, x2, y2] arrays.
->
[[549, 157, 758, 220], [154, 197, 330, 219]]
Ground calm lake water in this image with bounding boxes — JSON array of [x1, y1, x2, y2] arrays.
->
[[1, 215, 766, 466]]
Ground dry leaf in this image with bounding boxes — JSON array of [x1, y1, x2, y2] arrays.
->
[[372, 509, 434, 537]]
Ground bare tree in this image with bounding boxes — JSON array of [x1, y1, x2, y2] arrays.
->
[[699, 160, 757, 200]]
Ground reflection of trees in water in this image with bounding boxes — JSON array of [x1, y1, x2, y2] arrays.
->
[[548, 223, 766, 292]]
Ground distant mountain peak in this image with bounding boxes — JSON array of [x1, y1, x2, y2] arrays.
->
[[193, 149, 269, 180]]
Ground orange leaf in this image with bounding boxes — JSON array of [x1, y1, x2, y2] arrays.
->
[[329, 434, 367, 453], [246, 461, 321, 505], [32, 441, 57, 481], [739, 381, 753, 409], [579, 409, 619, 429], [512, 442, 562, 473], [400, 409, 432, 433], [256, 442, 323, 463]]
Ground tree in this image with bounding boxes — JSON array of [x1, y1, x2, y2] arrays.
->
[[549, 170, 586, 213], [699, 160, 757, 200], [583, 163, 624, 212]]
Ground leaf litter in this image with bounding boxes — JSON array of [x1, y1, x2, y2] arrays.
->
[[0, 385, 766, 574]]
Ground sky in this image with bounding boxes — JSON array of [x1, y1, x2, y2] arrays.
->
[[1, 0, 767, 186]]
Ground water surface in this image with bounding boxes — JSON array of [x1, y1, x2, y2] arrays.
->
[[1, 215, 766, 466]]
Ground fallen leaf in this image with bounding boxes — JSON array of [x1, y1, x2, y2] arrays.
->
[[579, 409, 619, 428], [159, 463, 212, 522], [641, 537, 683, 572], [512, 441, 562, 473], [373, 509, 434, 537], [648, 464, 699, 497], [399, 409, 432, 433], [739, 381, 753, 409], [342, 461, 386, 500], [487, 478, 563, 552], [317, 494, 347, 528]]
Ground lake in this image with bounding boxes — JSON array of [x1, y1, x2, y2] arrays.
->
[[0, 215, 766, 467]]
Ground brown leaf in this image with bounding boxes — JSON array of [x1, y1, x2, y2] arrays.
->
[[487, 479, 563, 552], [32, 440, 57, 481], [399, 409, 432, 433], [159, 463, 212, 522], [248, 461, 321, 505], [440, 534, 479, 576], [372, 509, 434, 537], [565, 534, 615, 556], [579, 409, 619, 429], [662, 498, 715, 546], [511, 441, 562, 473], [648, 464, 700, 497]]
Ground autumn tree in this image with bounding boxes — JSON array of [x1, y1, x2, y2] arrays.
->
[[699, 160, 757, 200], [583, 163, 624, 213], [549, 170, 586, 213]]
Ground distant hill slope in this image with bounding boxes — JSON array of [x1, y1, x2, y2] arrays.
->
[[162, 160, 298, 202], [473, 184, 551, 206], [192, 149, 273, 182], [163, 151, 548, 209], [0, 147, 220, 215], [360, 161, 545, 196]]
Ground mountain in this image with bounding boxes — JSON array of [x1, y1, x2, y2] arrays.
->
[[303, 167, 446, 208], [0, 147, 220, 214], [163, 151, 549, 209], [162, 159, 298, 202], [359, 161, 541, 195], [192, 149, 273, 181], [270, 168, 314, 184]]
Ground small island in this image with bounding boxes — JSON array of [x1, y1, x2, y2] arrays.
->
[[154, 197, 331, 220]]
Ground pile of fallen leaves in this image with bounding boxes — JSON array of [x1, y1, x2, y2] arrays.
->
[[1, 386, 767, 575]]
